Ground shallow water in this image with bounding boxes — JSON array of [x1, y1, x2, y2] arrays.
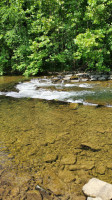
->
[[0, 76, 112, 199]]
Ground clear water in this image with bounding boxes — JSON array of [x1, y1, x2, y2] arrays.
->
[[0, 76, 112, 199]]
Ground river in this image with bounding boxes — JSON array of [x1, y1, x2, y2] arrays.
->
[[0, 76, 112, 200]]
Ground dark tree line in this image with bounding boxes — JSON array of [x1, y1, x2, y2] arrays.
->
[[0, 0, 112, 75]]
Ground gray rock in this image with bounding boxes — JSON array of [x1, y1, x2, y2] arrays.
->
[[52, 78, 60, 83], [98, 76, 106, 81], [63, 74, 72, 81], [90, 74, 110, 81], [90, 75, 99, 81], [57, 75, 64, 79], [80, 78, 89, 82], [83, 178, 112, 200], [107, 76, 111, 80], [71, 80, 79, 83], [76, 73, 89, 78]]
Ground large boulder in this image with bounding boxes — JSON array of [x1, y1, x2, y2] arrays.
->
[[82, 178, 112, 200]]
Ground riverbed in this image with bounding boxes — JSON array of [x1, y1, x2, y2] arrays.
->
[[0, 76, 112, 200]]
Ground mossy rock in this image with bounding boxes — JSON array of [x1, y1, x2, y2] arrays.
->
[[69, 103, 79, 110]]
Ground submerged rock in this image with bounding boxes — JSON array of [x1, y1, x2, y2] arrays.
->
[[46, 177, 65, 196], [26, 190, 42, 200], [44, 154, 58, 163], [60, 154, 77, 165], [87, 197, 102, 200], [69, 103, 79, 110], [83, 178, 112, 200], [95, 163, 106, 175], [58, 169, 77, 183]]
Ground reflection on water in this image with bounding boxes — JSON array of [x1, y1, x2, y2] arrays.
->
[[0, 76, 112, 199]]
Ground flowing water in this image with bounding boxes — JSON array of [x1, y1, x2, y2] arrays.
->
[[0, 76, 112, 200], [1, 77, 112, 106]]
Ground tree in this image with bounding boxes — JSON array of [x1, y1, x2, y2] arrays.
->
[[0, 0, 112, 75], [74, 0, 112, 72]]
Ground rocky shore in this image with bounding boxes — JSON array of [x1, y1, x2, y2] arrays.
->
[[48, 71, 112, 83]]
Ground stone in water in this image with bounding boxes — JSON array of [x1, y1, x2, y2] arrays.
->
[[83, 178, 112, 200]]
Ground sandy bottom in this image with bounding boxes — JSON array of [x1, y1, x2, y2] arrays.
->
[[0, 94, 112, 199]]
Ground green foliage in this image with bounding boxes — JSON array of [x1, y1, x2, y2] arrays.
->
[[74, 29, 110, 71], [74, 0, 112, 72], [0, 0, 112, 75]]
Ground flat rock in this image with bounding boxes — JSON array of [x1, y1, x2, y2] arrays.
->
[[77, 160, 95, 170], [71, 80, 79, 83], [82, 178, 112, 200], [70, 194, 86, 200], [76, 73, 89, 78], [63, 77, 71, 81], [69, 165, 77, 171], [60, 154, 77, 165], [40, 170, 66, 196], [95, 163, 106, 175], [44, 154, 58, 163], [43, 134, 56, 144], [106, 161, 112, 169], [87, 197, 102, 200], [47, 178, 65, 196], [58, 169, 76, 183], [81, 78, 89, 81], [26, 190, 42, 200], [70, 75, 78, 80]]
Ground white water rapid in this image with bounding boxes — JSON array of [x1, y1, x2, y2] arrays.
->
[[0, 78, 112, 107]]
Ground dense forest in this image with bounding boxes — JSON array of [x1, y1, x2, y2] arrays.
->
[[0, 0, 112, 76]]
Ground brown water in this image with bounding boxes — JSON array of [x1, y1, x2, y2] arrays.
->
[[0, 76, 112, 200]]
